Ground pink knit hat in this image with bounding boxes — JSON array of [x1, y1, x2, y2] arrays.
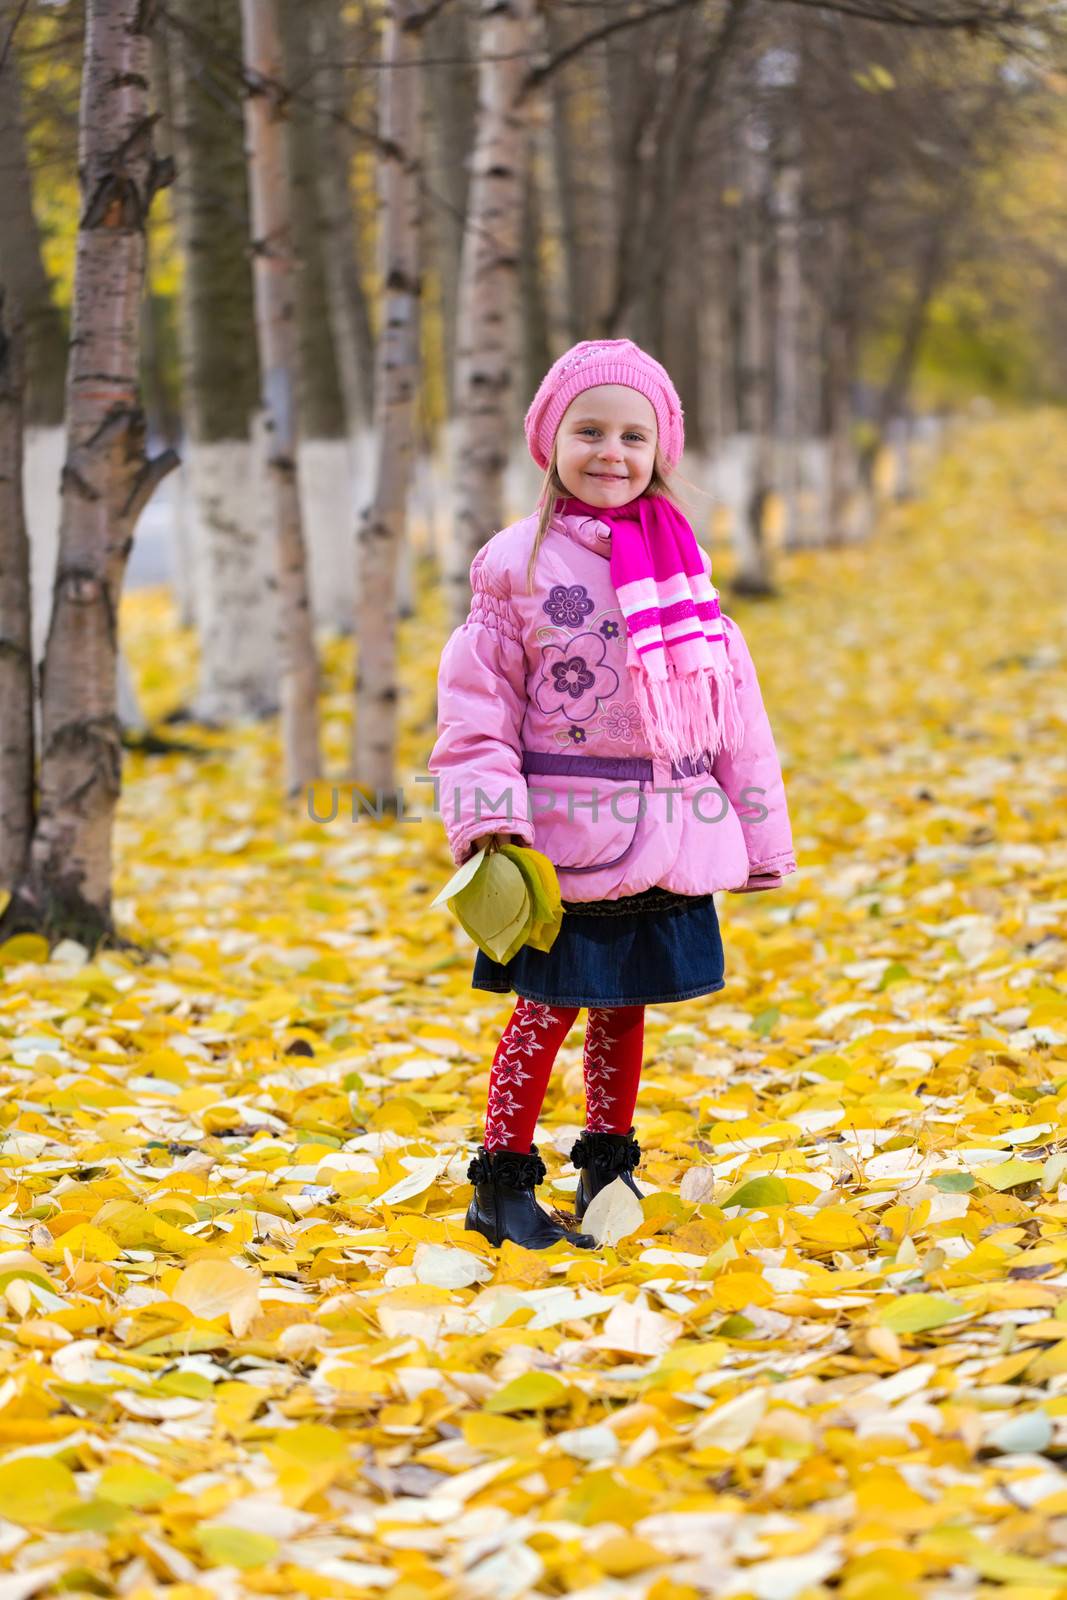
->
[[524, 338, 685, 473]]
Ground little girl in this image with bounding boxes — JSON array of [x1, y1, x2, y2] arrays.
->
[[429, 339, 796, 1250]]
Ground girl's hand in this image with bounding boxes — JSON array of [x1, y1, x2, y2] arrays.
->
[[470, 832, 519, 857]]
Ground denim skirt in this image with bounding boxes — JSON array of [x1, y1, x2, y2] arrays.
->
[[470, 885, 726, 1008]]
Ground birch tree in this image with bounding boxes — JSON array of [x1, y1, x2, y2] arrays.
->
[[239, 0, 320, 794], [308, 0, 375, 439], [0, 0, 177, 944], [0, 11, 69, 701], [422, 0, 476, 418], [352, 0, 422, 795], [0, 292, 34, 890], [279, 0, 355, 635], [732, 94, 776, 597], [167, 0, 277, 723], [0, 19, 67, 426], [448, 0, 537, 629]]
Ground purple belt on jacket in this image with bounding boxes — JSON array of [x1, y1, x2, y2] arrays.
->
[[520, 748, 716, 783]]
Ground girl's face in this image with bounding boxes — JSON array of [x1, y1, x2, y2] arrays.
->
[[554, 385, 658, 505]]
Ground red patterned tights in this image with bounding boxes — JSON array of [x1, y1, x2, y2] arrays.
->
[[483, 997, 645, 1153]]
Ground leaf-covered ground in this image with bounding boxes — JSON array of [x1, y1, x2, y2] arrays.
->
[[1, 412, 1066, 1599]]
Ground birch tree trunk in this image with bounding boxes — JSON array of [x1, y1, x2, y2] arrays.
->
[[422, 0, 476, 418], [529, 92, 570, 358], [0, 16, 67, 427], [696, 172, 732, 459], [1, 0, 177, 944], [240, 0, 320, 794], [278, 0, 355, 635], [352, 0, 421, 794], [733, 114, 776, 597], [774, 120, 805, 552], [821, 211, 859, 547], [0, 12, 68, 723], [0, 293, 34, 890], [308, 0, 375, 434], [448, 0, 536, 629], [539, 5, 616, 344], [168, 0, 277, 723]]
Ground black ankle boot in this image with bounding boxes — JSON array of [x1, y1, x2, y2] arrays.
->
[[465, 1143, 597, 1250], [569, 1126, 643, 1222]]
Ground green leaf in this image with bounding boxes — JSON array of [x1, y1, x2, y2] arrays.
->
[[197, 1526, 280, 1569], [52, 1498, 130, 1533], [725, 1175, 791, 1209], [715, 1313, 757, 1338], [878, 961, 911, 990], [499, 844, 553, 923], [750, 1007, 780, 1036], [879, 1293, 965, 1333], [485, 1371, 569, 1413], [449, 849, 537, 962], [930, 1171, 974, 1192]]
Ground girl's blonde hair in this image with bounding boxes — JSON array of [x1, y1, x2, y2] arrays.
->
[[522, 441, 705, 594]]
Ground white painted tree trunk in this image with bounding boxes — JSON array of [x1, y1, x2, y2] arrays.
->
[[448, 0, 536, 628], [24, 423, 148, 733], [352, 0, 422, 793], [188, 435, 279, 721], [300, 437, 356, 634], [24, 423, 64, 673], [168, 456, 199, 628], [5, 0, 177, 941], [240, 0, 320, 793]]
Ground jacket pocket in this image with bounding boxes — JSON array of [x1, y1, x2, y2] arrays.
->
[[521, 750, 650, 876]]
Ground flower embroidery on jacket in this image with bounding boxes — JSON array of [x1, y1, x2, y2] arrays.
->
[[543, 583, 594, 629], [599, 700, 642, 744], [566, 727, 587, 745], [534, 632, 619, 724], [598, 618, 621, 639], [552, 657, 594, 699]]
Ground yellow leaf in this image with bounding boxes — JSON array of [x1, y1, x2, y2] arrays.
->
[[879, 1293, 966, 1333], [975, 1155, 1044, 1191], [266, 1424, 349, 1467], [462, 1413, 544, 1455], [97, 1463, 175, 1508], [37, 1224, 120, 1264], [172, 1259, 261, 1336], [712, 1271, 774, 1311], [0, 1457, 78, 1526], [485, 1371, 569, 1413], [0, 934, 51, 965]]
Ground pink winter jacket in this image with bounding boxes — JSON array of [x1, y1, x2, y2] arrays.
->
[[428, 508, 797, 902]]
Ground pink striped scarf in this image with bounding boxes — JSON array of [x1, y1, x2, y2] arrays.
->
[[560, 493, 745, 766]]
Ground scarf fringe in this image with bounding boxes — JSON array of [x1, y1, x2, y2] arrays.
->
[[628, 656, 745, 768]]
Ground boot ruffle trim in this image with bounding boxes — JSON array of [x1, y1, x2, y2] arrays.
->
[[569, 1127, 641, 1176], [467, 1144, 547, 1189]]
